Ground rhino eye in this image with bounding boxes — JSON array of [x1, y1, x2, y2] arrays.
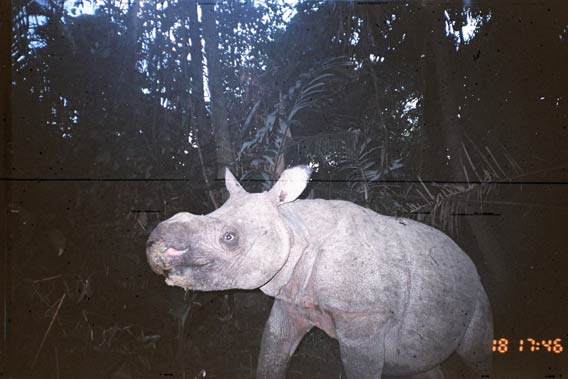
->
[[220, 231, 239, 248]]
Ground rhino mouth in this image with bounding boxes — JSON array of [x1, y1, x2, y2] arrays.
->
[[161, 249, 212, 270], [164, 266, 190, 287], [161, 257, 213, 289]]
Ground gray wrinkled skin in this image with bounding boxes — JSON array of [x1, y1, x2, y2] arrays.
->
[[146, 166, 493, 379]]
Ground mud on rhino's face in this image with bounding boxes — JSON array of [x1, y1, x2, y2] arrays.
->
[[145, 166, 312, 291]]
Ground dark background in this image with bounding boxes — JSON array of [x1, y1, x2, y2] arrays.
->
[[2, 0, 568, 377]]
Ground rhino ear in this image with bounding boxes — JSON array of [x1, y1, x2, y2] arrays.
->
[[269, 165, 312, 205], [225, 168, 245, 196]]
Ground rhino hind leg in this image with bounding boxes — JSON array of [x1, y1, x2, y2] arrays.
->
[[455, 289, 494, 377], [335, 313, 394, 379]]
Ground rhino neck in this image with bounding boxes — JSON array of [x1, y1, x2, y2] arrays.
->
[[260, 203, 311, 298]]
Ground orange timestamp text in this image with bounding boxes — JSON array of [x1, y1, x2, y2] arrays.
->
[[492, 338, 563, 354]]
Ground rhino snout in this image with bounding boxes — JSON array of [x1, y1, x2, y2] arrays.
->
[[146, 235, 213, 278]]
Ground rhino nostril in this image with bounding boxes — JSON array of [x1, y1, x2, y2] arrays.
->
[[163, 247, 187, 257]]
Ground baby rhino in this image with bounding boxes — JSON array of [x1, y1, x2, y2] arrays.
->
[[146, 165, 493, 379]]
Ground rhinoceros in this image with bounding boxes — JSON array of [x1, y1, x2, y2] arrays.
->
[[146, 165, 493, 379]]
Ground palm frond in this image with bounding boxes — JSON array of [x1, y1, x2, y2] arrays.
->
[[405, 137, 522, 235], [236, 58, 352, 183], [338, 130, 404, 203]]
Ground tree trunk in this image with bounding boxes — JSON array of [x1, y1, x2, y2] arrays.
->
[[125, 0, 140, 76], [0, 0, 12, 355], [201, 3, 233, 179], [187, 0, 207, 141], [182, 0, 218, 208], [420, 9, 463, 181], [418, 3, 511, 318]]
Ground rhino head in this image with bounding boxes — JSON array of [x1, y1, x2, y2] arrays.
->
[[146, 165, 311, 291]]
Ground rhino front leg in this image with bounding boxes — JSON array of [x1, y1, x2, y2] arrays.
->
[[335, 314, 390, 379], [256, 299, 312, 379]]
